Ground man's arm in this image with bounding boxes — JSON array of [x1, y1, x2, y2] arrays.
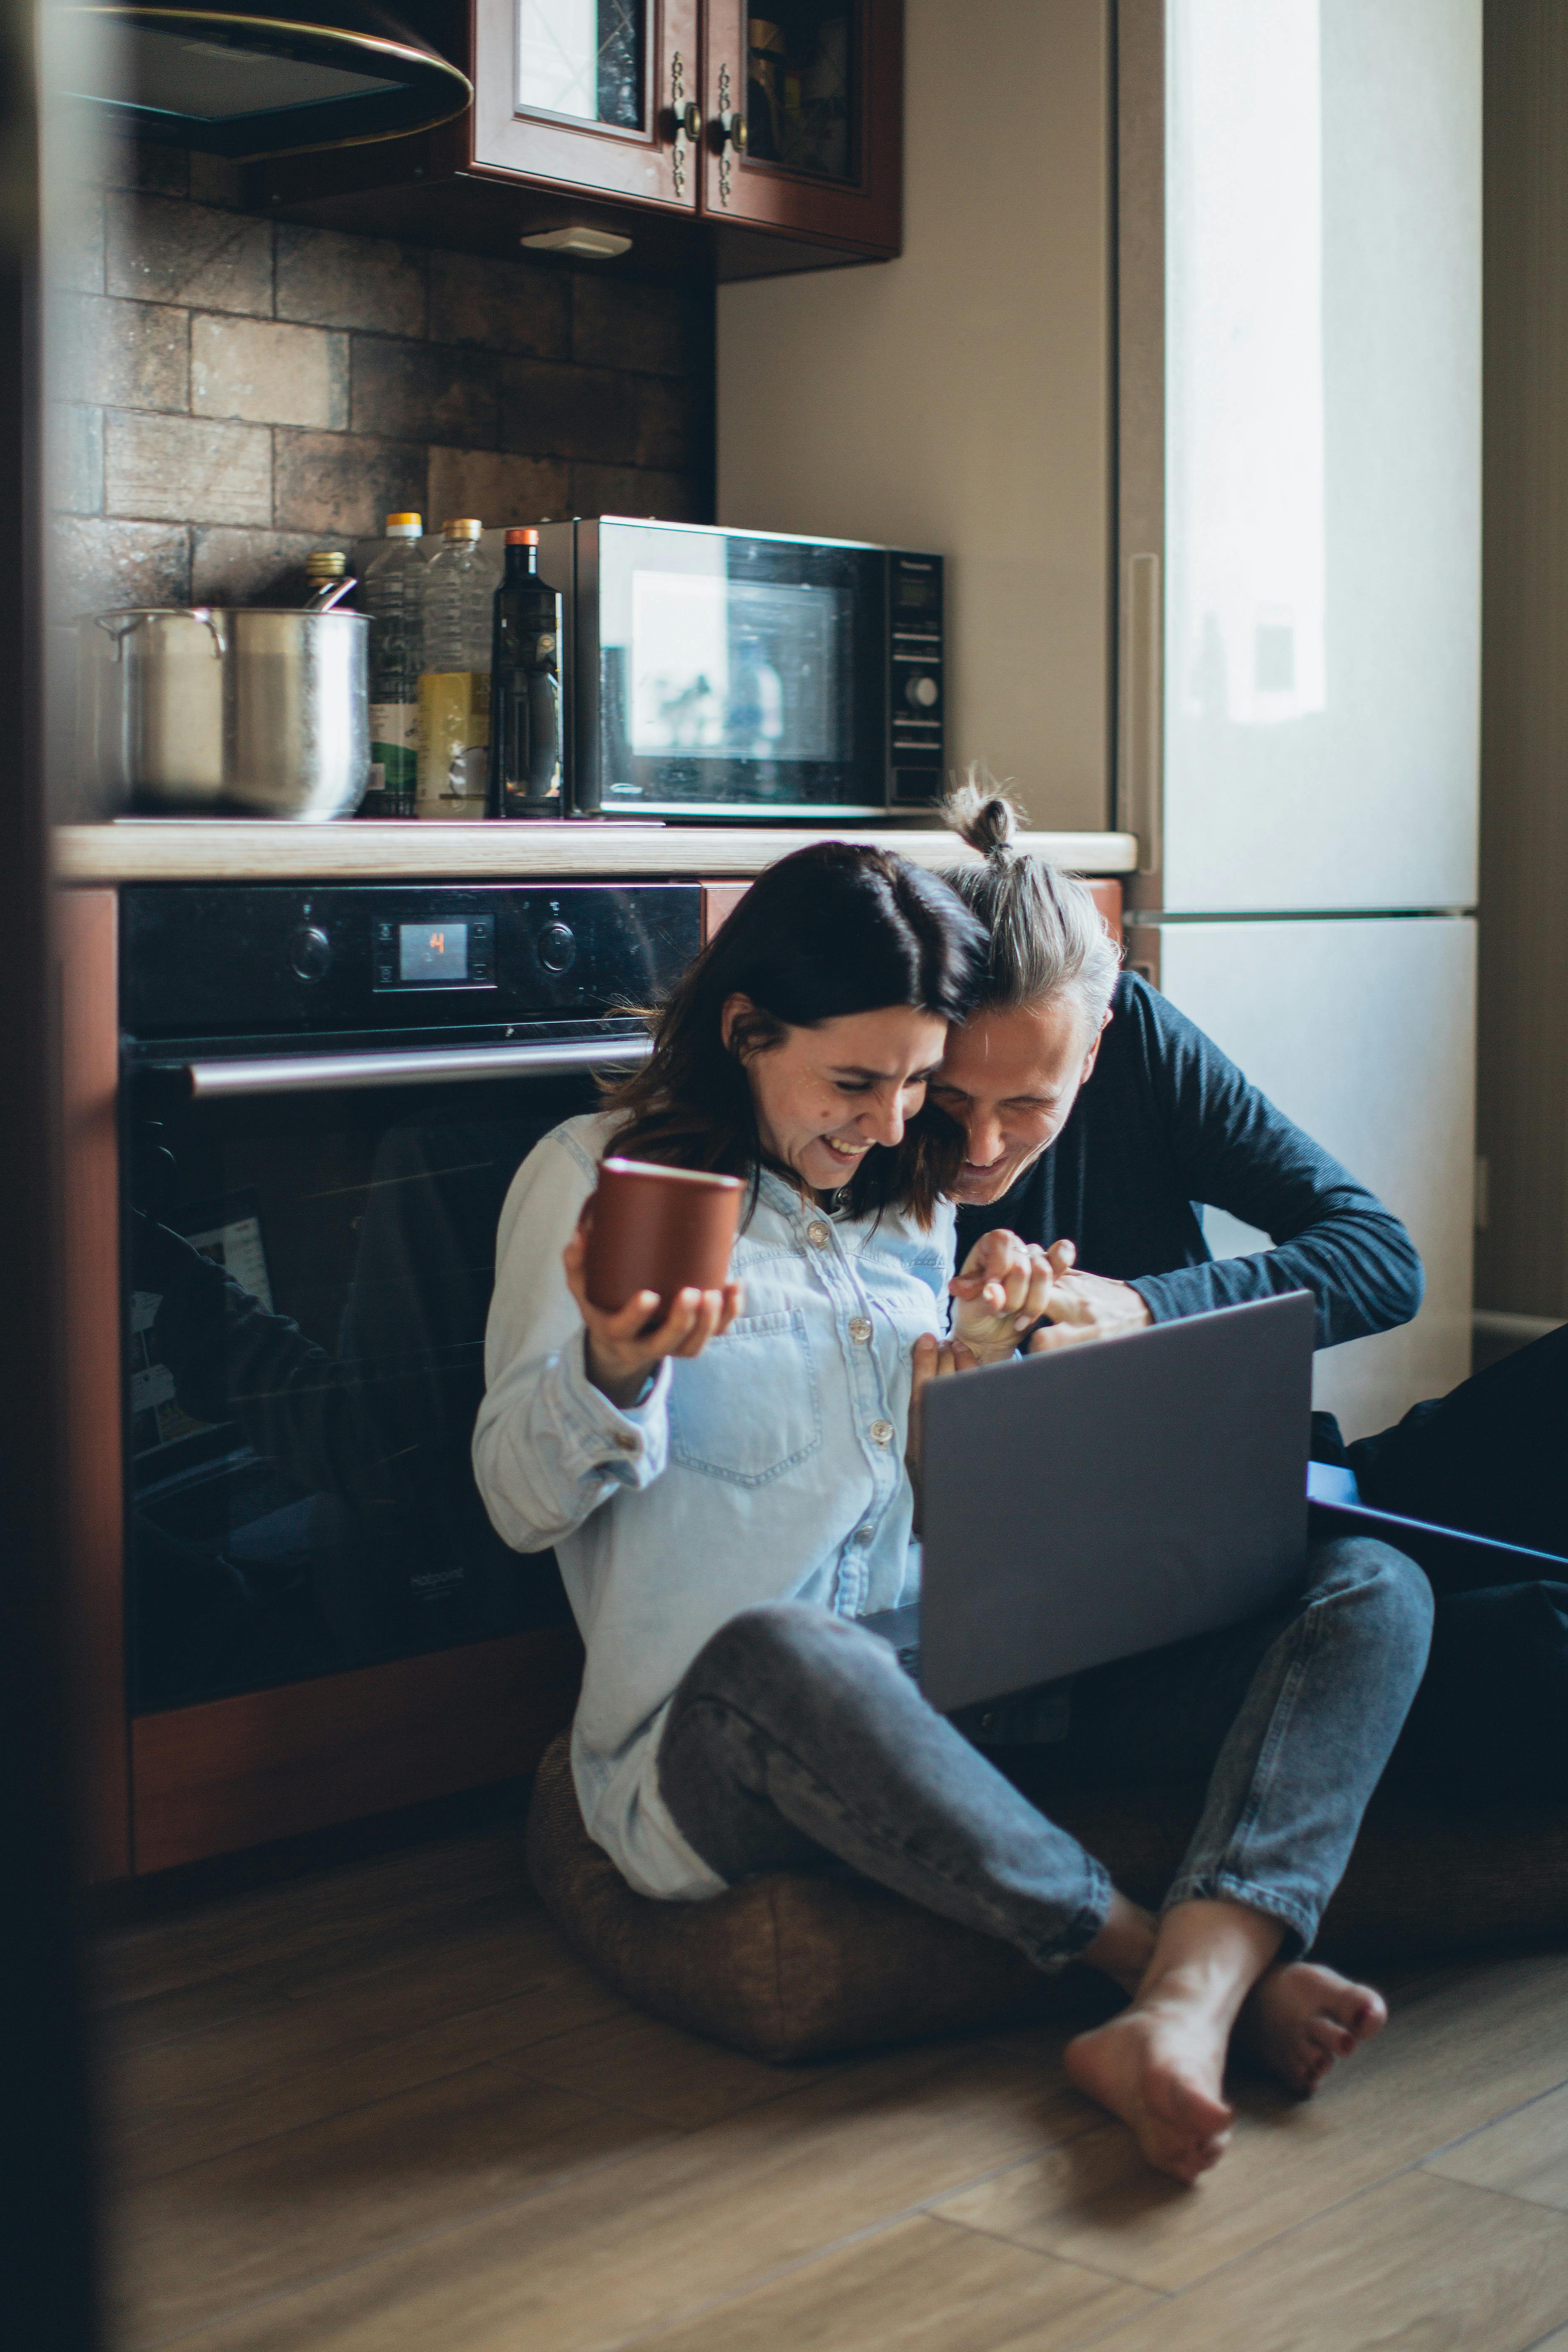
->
[[1116, 980, 1423, 1348]]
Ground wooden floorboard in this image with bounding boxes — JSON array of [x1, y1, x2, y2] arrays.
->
[[94, 1824, 1568, 2352]]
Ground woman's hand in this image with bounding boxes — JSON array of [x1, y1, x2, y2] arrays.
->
[[1024, 1239, 1153, 1353], [563, 1226, 745, 1410], [948, 1228, 1060, 1364], [906, 1330, 979, 1512]]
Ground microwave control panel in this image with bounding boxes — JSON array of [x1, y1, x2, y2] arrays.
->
[[889, 552, 944, 807]]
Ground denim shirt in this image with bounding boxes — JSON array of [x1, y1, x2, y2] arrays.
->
[[473, 1110, 955, 1899]]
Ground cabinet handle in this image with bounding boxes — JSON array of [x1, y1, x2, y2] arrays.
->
[[669, 51, 701, 196], [714, 61, 745, 207]]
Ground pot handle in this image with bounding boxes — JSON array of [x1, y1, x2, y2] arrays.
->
[[92, 608, 229, 661]]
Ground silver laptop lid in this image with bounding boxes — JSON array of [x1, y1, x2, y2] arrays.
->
[[917, 1292, 1315, 1712]]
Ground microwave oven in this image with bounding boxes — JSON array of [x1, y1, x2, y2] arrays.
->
[[531, 518, 945, 822]]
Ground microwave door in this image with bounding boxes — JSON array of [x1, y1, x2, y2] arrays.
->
[[587, 521, 890, 818]]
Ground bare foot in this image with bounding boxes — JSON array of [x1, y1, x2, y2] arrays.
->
[[1237, 1961, 1387, 2096], [1065, 2001, 1236, 2184]]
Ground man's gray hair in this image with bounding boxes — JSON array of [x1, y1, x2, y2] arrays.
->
[[937, 774, 1122, 1028]]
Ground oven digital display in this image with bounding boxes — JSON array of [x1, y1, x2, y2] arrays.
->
[[400, 922, 469, 983]]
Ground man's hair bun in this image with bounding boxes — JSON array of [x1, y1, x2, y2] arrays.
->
[[942, 768, 1022, 862]]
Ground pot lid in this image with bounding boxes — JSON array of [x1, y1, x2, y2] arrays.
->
[[60, 3, 471, 158]]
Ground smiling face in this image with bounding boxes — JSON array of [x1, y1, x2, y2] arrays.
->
[[723, 996, 951, 1195], [930, 994, 1106, 1206]]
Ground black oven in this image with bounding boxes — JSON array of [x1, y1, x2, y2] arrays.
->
[[119, 881, 699, 1717], [534, 517, 945, 820]]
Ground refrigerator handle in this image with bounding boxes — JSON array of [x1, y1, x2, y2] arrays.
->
[[1122, 553, 1163, 877]]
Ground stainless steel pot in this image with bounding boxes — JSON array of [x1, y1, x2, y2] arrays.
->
[[81, 606, 371, 819]]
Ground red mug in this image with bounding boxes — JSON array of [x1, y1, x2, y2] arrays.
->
[[581, 1156, 744, 1314]]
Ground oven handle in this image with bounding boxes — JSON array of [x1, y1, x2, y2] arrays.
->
[[180, 1033, 655, 1098]]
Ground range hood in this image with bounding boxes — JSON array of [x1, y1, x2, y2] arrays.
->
[[62, 3, 472, 158]]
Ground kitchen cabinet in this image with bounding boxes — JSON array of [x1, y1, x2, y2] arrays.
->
[[248, 0, 903, 278]]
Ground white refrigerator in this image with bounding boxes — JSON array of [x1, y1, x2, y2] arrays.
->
[[1115, 0, 1481, 1438]]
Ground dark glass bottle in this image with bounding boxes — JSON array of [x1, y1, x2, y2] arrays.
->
[[487, 528, 564, 818]]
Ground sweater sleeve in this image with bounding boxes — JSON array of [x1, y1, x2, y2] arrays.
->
[[472, 1124, 670, 1554], [1121, 981, 1424, 1348]]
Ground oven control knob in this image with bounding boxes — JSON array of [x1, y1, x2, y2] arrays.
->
[[289, 924, 332, 982], [905, 673, 940, 710], [538, 921, 577, 976]]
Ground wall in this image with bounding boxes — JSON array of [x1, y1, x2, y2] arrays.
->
[[45, 137, 713, 793], [716, 0, 1112, 832], [1475, 1, 1568, 1320]]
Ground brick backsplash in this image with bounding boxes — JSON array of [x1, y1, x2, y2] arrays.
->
[[49, 140, 714, 619]]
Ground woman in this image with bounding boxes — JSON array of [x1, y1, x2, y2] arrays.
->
[[475, 841, 1432, 2184]]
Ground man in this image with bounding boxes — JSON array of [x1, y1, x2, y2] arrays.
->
[[935, 790, 1568, 1800]]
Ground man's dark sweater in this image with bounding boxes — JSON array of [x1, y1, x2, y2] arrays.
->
[[952, 973, 1424, 1350]]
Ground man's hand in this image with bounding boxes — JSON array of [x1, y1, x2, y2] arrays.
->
[[1025, 1239, 1153, 1353], [949, 1228, 1059, 1364]]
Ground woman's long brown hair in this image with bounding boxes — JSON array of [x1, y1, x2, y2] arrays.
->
[[601, 842, 987, 1226]]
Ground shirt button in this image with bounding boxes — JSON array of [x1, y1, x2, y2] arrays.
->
[[869, 1419, 894, 1447], [807, 1220, 831, 1247], [611, 1431, 640, 1453], [853, 1524, 874, 1544], [848, 1316, 872, 1343]]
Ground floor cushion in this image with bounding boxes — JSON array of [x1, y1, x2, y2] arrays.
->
[[524, 1732, 1568, 2063]]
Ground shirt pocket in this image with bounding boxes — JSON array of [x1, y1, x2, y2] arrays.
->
[[668, 1309, 823, 1488]]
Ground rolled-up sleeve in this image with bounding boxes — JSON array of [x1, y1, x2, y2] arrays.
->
[[472, 1130, 670, 1553]]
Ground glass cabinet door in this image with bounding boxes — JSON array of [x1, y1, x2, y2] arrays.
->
[[472, 0, 701, 209], [701, 0, 901, 251]]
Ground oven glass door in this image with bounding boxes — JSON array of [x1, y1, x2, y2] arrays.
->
[[592, 522, 886, 814], [123, 1060, 596, 1714]]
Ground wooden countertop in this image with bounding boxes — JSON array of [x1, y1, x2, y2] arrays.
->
[[53, 820, 1140, 885]]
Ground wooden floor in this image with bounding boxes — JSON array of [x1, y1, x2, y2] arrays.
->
[[93, 1818, 1568, 2352]]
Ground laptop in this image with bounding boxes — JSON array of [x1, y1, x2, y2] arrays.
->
[[861, 1290, 1316, 1713]]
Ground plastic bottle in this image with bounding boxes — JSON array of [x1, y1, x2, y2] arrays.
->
[[417, 517, 493, 820], [359, 513, 427, 820], [488, 528, 563, 817]]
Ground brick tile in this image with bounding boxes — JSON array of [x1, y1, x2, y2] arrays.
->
[[191, 528, 352, 607], [275, 225, 426, 336], [46, 180, 106, 294], [500, 356, 637, 463], [191, 316, 349, 429], [185, 155, 247, 209], [426, 447, 570, 531], [106, 193, 273, 314], [572, 274, 710, 377], [569, 462, 710, 522], [635, 374, 706, 472], [105, 412, 271, 525], [93, 139, 188, 196], [428, 251, 570, 358], [351, 336, 498, 447], [49, 404, 103, 516], [52, 516, 190, 617], [273, 429, 425, 538], [52, 292, 188, 413]]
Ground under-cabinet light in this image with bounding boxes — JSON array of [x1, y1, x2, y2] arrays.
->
[[520, 227, 633, 260]]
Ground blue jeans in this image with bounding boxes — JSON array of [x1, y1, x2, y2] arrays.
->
[[657, 1536, 1432, 1968]]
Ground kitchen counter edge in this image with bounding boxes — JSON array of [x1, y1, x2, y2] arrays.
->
[[53, 823, 1140, 885]]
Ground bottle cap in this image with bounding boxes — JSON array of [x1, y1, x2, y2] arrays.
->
[[305, 550, 346, 577], [385, 512, 423, 534], [442, 517, 483, 540], [505, 527, 540, 545]]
